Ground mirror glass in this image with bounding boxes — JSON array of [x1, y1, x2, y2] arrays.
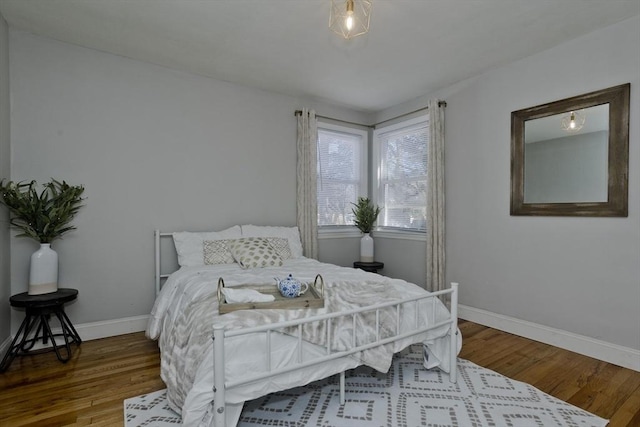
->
[[524, 104, 609, 203], [511, 83, 629, 217]]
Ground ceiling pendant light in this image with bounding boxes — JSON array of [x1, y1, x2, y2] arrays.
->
[[561, 110, 586, 132], [329, 0, 372, 39]]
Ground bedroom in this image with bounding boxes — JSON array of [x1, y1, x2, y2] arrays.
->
[[0, 0, 638, 425]]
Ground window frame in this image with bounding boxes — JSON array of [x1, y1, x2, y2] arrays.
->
[[372, 115, 428, 240], [316, 121, 369, 238]]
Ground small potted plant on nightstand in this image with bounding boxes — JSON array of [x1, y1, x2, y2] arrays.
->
[[0, 179, 85, 295], [352, 197, 381, 262]]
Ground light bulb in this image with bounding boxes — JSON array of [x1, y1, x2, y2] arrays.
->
[[561, 110, 585, 132], [346, 13, 354, 30], [345, 0, 355, 31]]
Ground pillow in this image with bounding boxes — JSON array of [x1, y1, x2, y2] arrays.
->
[[173, 226, 242, 267], [228, 237, 283, 269], [240, 225, 304, 258], [265, 237, 293, 260], [203, 239, 235, 265]]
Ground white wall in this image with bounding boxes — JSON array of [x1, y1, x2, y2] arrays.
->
[[366, 16, 639, 364], [315, 19, 640, 357], [7, 31, 370, 330], [436, 16, 638, 351], [5, 15, 639, 362], [318, 236, 426, 286], [0, 15, 10, 341]]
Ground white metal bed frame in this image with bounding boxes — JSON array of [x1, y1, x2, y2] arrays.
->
[[155, 230, 174, 295], [154, 230, 459, 427]]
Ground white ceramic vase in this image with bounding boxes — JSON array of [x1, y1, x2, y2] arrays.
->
[[360, 233, 374, 262], [29, 243, 58, 295]]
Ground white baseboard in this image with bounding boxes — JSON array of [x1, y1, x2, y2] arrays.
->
[[74, 314, 150, 341], [4, 309, 638, 373], [0, 315, 150, 353], [459, 304, 640, 372]]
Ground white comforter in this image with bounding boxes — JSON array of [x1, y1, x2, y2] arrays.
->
[[146, 258, 459, 426]]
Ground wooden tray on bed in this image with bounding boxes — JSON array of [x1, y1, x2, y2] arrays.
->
[[217, 274, 325, 314]]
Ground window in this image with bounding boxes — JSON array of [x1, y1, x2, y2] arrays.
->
[[317, 123, 368, 228], [374, 116, 428, 232]]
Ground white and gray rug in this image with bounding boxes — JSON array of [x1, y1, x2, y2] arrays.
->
[[125, 345, 608, 427]]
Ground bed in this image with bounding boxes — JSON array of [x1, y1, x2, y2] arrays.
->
[[146, 225, 461, 427]]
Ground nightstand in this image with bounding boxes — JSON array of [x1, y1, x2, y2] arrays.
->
[[353, 261, 384, 273], [0, 288, 82, 372]]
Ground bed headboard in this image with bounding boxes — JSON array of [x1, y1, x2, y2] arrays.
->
[[154, 230, 180, 295]]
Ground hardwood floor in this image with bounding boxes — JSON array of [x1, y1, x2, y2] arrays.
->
[[0, 333, 164, 426], [1, 320, 639, 426]]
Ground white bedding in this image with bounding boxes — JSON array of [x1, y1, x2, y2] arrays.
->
[[146, 257, 459, 427]]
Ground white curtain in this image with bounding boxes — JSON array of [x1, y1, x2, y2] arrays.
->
[[296, 108, 319, 259], [426, 99, 446, 292]]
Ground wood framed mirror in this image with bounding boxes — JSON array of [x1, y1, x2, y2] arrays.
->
[[511, 83, 630, 216]]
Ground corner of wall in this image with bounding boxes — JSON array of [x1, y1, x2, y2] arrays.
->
[[0, 14, 12, 343]]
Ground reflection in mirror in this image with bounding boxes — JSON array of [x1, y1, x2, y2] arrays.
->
[[524, 104, 609, 203], [511, 83, 630, 217]]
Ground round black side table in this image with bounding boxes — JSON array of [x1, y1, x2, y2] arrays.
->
[[353, 261, 384, 273], [0, 288, 82, 372]]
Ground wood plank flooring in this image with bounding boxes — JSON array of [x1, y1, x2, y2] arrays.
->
[[0, 333, 164, 426], [0, 320, 638, 426]]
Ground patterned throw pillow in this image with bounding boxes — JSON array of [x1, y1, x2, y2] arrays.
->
[[239, 225, 304, 258], [265, 237, 292, 260], [228, 237, 283, 269], [203, 240, 235, 265]]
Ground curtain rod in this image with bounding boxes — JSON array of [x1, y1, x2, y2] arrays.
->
[[294, 111, 373, 128], [294, 101, 446, 129]]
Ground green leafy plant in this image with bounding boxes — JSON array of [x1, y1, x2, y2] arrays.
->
[[351, 197, 381, 234], [0, 179, 85, 243]]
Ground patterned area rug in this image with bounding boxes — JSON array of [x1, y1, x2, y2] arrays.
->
[[124, 345, 608, 427]]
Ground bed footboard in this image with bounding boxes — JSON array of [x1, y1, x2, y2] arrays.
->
[[212, 282, 459, 427]]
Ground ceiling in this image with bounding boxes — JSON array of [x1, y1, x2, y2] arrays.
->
[[0, 0, 638, 113]]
